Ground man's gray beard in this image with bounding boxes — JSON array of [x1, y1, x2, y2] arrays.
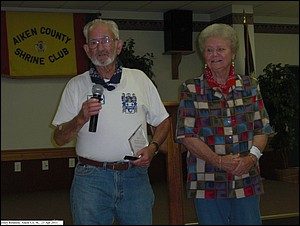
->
[[90, 47, 118, 67], [91, 56, 114, 67]]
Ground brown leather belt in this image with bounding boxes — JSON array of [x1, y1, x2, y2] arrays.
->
[[78, 156, 132, 170]]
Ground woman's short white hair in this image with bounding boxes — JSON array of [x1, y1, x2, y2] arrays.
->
[[83, 18, 120, 43], [198, 23, 239, 54]]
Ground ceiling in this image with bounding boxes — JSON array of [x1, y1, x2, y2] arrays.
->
[[1, 1, 299, 18]]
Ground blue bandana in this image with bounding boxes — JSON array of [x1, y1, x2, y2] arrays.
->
[[90, 58, 122, 91]]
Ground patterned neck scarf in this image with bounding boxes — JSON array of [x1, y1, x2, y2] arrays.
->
[[89, 58, 122, 91], [205, 65, 236, 94]]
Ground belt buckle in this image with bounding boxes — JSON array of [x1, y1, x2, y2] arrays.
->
[[110, 162, 128, 170]]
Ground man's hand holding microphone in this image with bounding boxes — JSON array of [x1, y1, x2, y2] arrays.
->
[[77, 84, 104, 132]]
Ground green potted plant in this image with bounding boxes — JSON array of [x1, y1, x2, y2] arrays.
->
[[119, 38, 156, 86], [258, 63, 299, 182]]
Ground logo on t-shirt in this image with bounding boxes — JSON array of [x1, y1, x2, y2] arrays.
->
[[122, 93, 137, 114]]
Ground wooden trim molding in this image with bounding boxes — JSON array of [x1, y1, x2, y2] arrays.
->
[[163, 101, 179, 107], [1, 147, 76, 161]]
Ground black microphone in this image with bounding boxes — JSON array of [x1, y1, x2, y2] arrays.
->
[[89, 84, 104, 132]]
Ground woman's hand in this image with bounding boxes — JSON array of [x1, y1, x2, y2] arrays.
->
[[231, 155, 256, 176]]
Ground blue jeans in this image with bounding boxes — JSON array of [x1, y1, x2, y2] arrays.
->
[[70, 161, 154, 225], [194, 196, 262, 225]]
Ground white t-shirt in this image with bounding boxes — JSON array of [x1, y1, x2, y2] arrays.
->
[[52, 67, 169, 162]]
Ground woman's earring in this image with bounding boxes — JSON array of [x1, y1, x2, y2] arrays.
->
[[204, 63, 207, 69], [231, 60, 235, 68]]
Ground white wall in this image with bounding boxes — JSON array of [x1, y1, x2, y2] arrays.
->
[[255, 33, 299, 76], [1, 77, 77, 149]]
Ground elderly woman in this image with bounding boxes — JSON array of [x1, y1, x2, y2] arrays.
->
[[175, 24, 273, 225]]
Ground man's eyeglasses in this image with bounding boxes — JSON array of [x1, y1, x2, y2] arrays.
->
[[88, 37, 117, 49]]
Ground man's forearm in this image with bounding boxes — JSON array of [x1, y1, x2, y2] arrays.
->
[[54, 116, 85, 146], [149, 118, 170, 154]]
